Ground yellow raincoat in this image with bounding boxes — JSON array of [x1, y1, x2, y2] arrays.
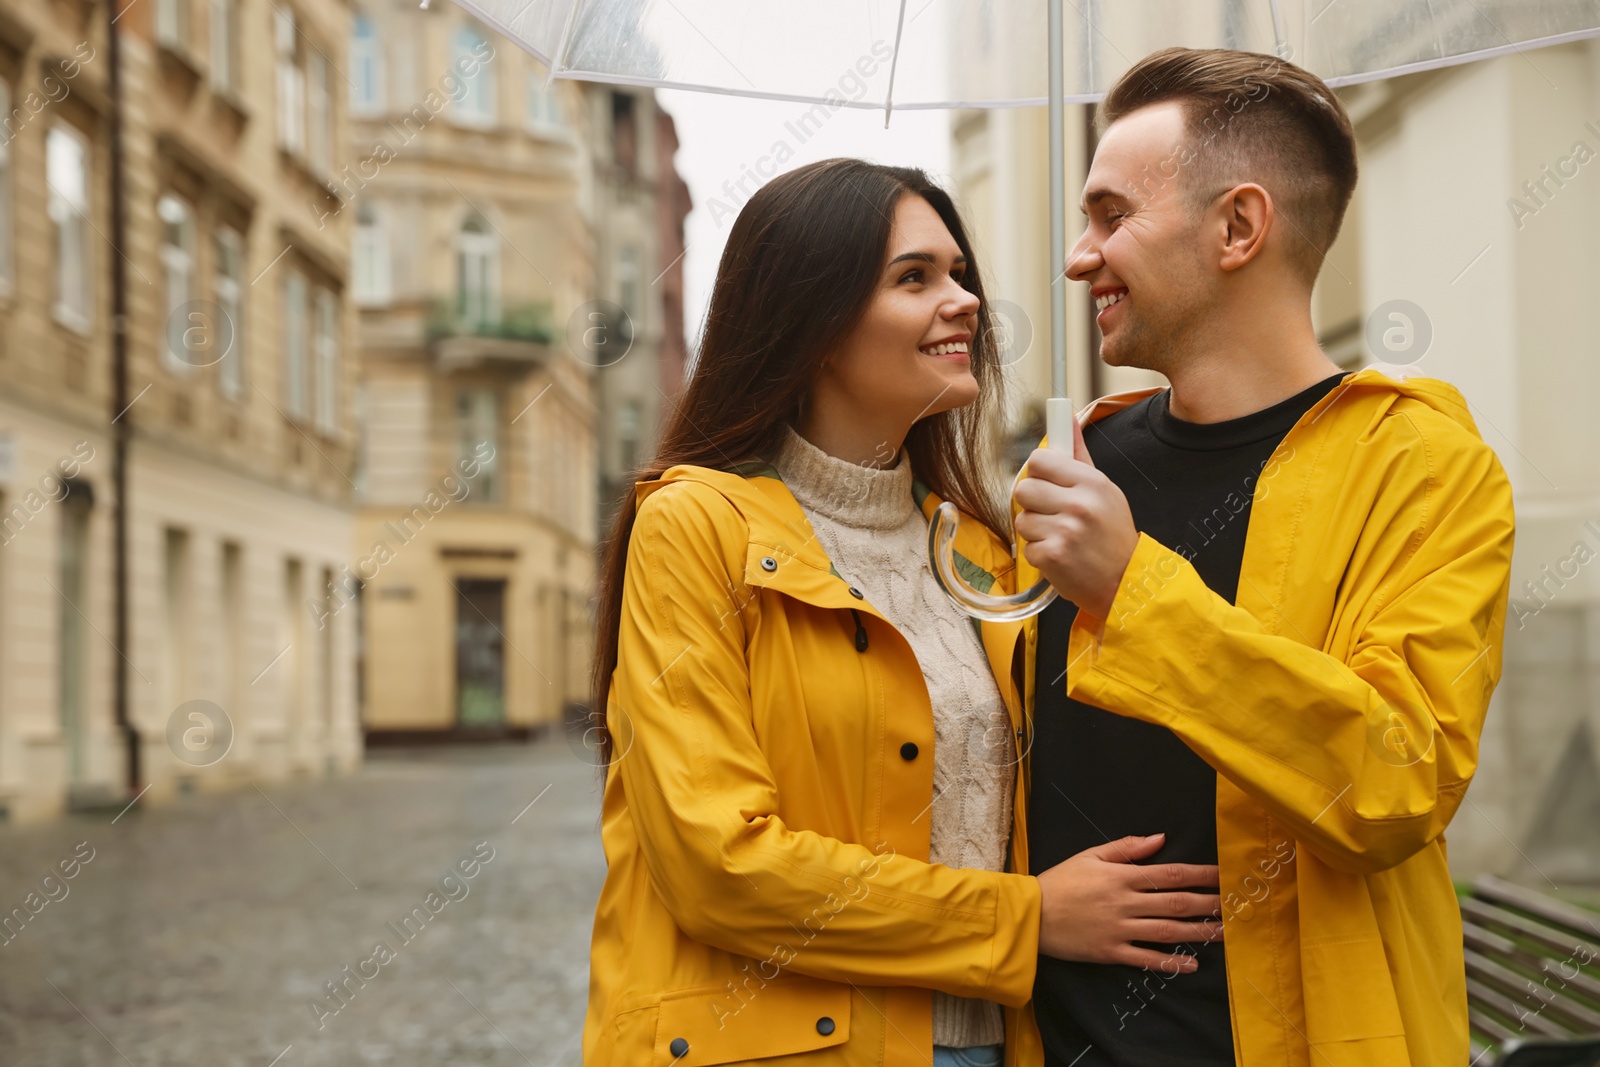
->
[[1018, 368, 1515, 1066], [585, 459, 1047, 1066]]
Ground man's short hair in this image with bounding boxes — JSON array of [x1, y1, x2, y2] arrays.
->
[[1100, 47, 1359, 288]]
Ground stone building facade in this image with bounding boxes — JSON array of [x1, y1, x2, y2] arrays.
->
[[346, 5, 689, 737], [0, 0, 361, 822]]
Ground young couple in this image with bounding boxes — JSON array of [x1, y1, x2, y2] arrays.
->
[[582, 47, 1515, 1067]]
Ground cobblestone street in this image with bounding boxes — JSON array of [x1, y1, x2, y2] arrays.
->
[[0, 736, 606, 1066]]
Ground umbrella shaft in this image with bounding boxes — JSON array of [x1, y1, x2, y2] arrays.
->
[[1047, 0, 1068, 398]]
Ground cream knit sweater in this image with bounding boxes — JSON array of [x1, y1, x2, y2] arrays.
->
[[770, 425, 1014, 1049]]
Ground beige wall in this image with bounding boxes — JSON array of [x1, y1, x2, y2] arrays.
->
[[0, 0, 360, 823], [591, 85, 679, 527], [1349, 45, 1600, 879], [129, 446, 361, 779]]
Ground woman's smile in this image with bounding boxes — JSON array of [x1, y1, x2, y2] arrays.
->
[[919, 334, 972, 361]]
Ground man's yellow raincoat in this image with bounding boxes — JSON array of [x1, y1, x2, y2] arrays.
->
[[1016, 368, 1515, 1066], [585, 367, 1514, 1067]]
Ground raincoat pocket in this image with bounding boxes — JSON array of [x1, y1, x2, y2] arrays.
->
[[649, 973, 853, 1065]]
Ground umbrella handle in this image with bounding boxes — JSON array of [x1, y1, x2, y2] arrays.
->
[[929, 397, 1075, 621]]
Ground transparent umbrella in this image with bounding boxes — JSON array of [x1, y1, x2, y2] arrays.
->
[[445, 0, 1600, 618]]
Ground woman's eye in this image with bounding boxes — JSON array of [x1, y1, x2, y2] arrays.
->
[[899, 267, 966, 285]]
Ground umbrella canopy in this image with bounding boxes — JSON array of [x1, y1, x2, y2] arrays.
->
[[450, 0, 1600, 116]]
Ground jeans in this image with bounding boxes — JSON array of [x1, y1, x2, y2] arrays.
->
[[933, 1045, 1004, 1067]]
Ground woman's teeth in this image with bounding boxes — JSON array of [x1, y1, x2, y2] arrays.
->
[[1095, 290, 1127, 311], [920, 341, 969, 355]]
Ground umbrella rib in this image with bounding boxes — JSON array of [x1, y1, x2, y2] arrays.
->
[[1266, 0, 1287, 58], [882, 0, 909, 128], [545, 0, 582, 90]]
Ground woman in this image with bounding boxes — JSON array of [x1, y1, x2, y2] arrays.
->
[[582, 158, 1214, 1067]]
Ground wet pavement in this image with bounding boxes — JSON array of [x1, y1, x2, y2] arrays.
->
[[0, 735, 606, 1066]]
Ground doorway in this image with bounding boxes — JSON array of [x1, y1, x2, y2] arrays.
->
[[453, 578, 505, 727]]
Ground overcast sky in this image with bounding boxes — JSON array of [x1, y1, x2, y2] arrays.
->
[[656, 89, 955, 354]]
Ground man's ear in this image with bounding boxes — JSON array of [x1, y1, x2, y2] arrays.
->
[[1217, 183, 1273, 273]]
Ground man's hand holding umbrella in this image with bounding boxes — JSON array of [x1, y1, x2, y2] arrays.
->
[[1014, 410, 1139, 632]]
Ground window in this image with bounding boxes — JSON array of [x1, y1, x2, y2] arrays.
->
[[210, 0, 237, 93], [158, 0, 190, 50], [350, 14, 384, 114], [391, 20, 416, 104], [47, 124, 92, 332], [391, 201, 413, 290], [214, 226, 245, 397], [525, 67, 564, 132], [352, 200, 390, 305], [611, 91, 637, 176], [353, 382, 369, 497], [162, 527, 192, 725], [307, 53, 332, 174], [281, 558, 305, 739], [283, 270, 308, 418], [456, 212, 498, 330], [159, 194, 196, 371], [0, 81, 10, 294], [60, 493, 92, 781], [318, 563, 334, 733], [619, 398, 642, 475], [220, 542, 243, 724], [555, 413, 571, 526], [452, 26, 495, 126], [617, 244, 639, 326], [314, 289, 338, 434], [456, 388, 499, 502], [275, 7, 304, 154]]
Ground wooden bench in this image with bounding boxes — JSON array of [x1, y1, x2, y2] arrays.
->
[[1462, 874, 1600, 1065]]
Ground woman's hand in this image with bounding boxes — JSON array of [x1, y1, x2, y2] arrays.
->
[[1035, 832, 1223, 974]]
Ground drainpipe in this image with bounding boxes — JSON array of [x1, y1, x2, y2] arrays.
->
[[108, 0, 141, 794]]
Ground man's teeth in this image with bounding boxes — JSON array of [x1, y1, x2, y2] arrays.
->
[[1095, 290, 1127, 311], [920, 341, 969, 355]]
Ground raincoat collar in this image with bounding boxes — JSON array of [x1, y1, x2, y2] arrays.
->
[[1015, 365, 1487, 599], [634, 456, 1017, 626], [1062, 366, 1481, 441]]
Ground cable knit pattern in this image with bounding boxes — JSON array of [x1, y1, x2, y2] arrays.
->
[[770, 426, 1014, 1049]]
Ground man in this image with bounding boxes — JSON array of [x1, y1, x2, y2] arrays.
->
[[1012, 48, 1516, 1067]]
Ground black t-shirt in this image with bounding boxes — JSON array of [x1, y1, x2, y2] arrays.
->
[[1029, 372, 1346, 1067]]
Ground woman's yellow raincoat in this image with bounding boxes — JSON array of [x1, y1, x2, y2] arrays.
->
[[584, 457, 1047, 1067], [1017, 368, 1515, 1067]]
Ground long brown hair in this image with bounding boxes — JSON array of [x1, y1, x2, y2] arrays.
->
[[589, 157, 1010, 771]]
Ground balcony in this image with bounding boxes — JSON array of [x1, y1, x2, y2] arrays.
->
[[427, 300, 555, 375]]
